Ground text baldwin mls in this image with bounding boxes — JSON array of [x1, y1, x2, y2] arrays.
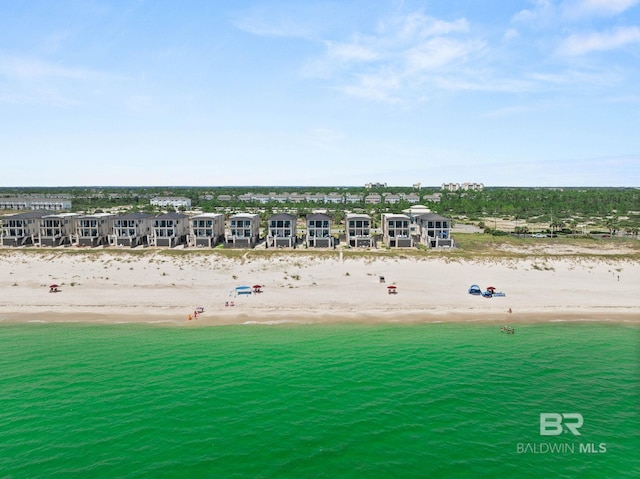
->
[[516, 413, 607, 454]]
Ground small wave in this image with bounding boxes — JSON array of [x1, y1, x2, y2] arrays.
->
[[242, 320, 311, 325], [145, 320, 178, 324], [27, 320, 47, 323]]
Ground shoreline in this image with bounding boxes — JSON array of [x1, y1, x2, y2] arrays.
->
[[2, 309, 639, 327]]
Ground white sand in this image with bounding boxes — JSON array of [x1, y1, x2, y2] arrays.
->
[[1, 247, 638, 325]]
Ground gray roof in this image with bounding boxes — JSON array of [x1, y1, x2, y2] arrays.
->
[[1, 211, 46, 220], [115, 212, 155, 220], [415, 213, 449, 221], [306, 213, 332, 221], [269, 213, 297, 221], [154, 213, 189, 219]]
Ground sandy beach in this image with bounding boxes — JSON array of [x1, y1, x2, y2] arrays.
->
[[1, 245, 638, 326]]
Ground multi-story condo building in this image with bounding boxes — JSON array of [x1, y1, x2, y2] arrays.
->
[[381, 213, 413, 248], [267, 213, 297, 248], [189, 213, 225, 248], [414, 213, 454, 248], [0, 197, 71, 211], [75, 213, 114, 247], [306, 213, 334, 247], [150, 197, 192, 209], [1, 211, 41, 246], [37, 213, 79, 247], [227, 213, 260, 248], [345, 213, 374, 248], [110, 212, 154, 247], [149, 213, 189, 247]]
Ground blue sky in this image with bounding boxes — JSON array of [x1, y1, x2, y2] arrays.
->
[[1, 0, 639, 187]]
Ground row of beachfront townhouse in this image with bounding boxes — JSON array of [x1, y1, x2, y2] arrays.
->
[[0, 197, 72, 211], [1, 211, 453, 249], [441, 182, 484, 192], [200, 192, 442, 204]]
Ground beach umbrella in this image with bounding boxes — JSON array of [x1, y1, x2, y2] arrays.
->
[[252, 284, 262, 289], [387, 285, 397, 289], [49, 284, 59, 288], [487, 286, 496, 292]]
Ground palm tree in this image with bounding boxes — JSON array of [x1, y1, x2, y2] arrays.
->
[[569, 220, 578, 236], [549, 220, 564, 236], [605, 218, 619, 236]]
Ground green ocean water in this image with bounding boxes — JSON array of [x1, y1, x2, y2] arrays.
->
[[0, 322, 638, 478]]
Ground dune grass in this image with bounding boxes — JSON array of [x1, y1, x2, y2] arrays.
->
[[1, 234, 638, 262]]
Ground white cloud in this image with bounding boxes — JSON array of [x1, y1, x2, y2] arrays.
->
[[393, 12, 469, 38], [308, 11, 484, 101], [325, 41, 380, 62], [563, 0, 640, 17], [557, 26, 640, 55], [529, 69, 620, 86], [512, 0, 557, 24], [339, 71, 402, 102], [503, 28, 519, 40], [405, 37, 483, 72], [231, 4, 330, 40], [0, 55, 93, 80], [513, 0, 639, 24], [431, 75, 534, 93]]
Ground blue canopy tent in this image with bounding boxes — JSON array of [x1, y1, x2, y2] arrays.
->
[[235, 286, 252, 295], [468, 284, 482, 295]]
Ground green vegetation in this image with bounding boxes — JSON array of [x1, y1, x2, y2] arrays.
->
[[1, 186, 638, 236], [2, 235, 638, 262], [439, 187, 640, 235]]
